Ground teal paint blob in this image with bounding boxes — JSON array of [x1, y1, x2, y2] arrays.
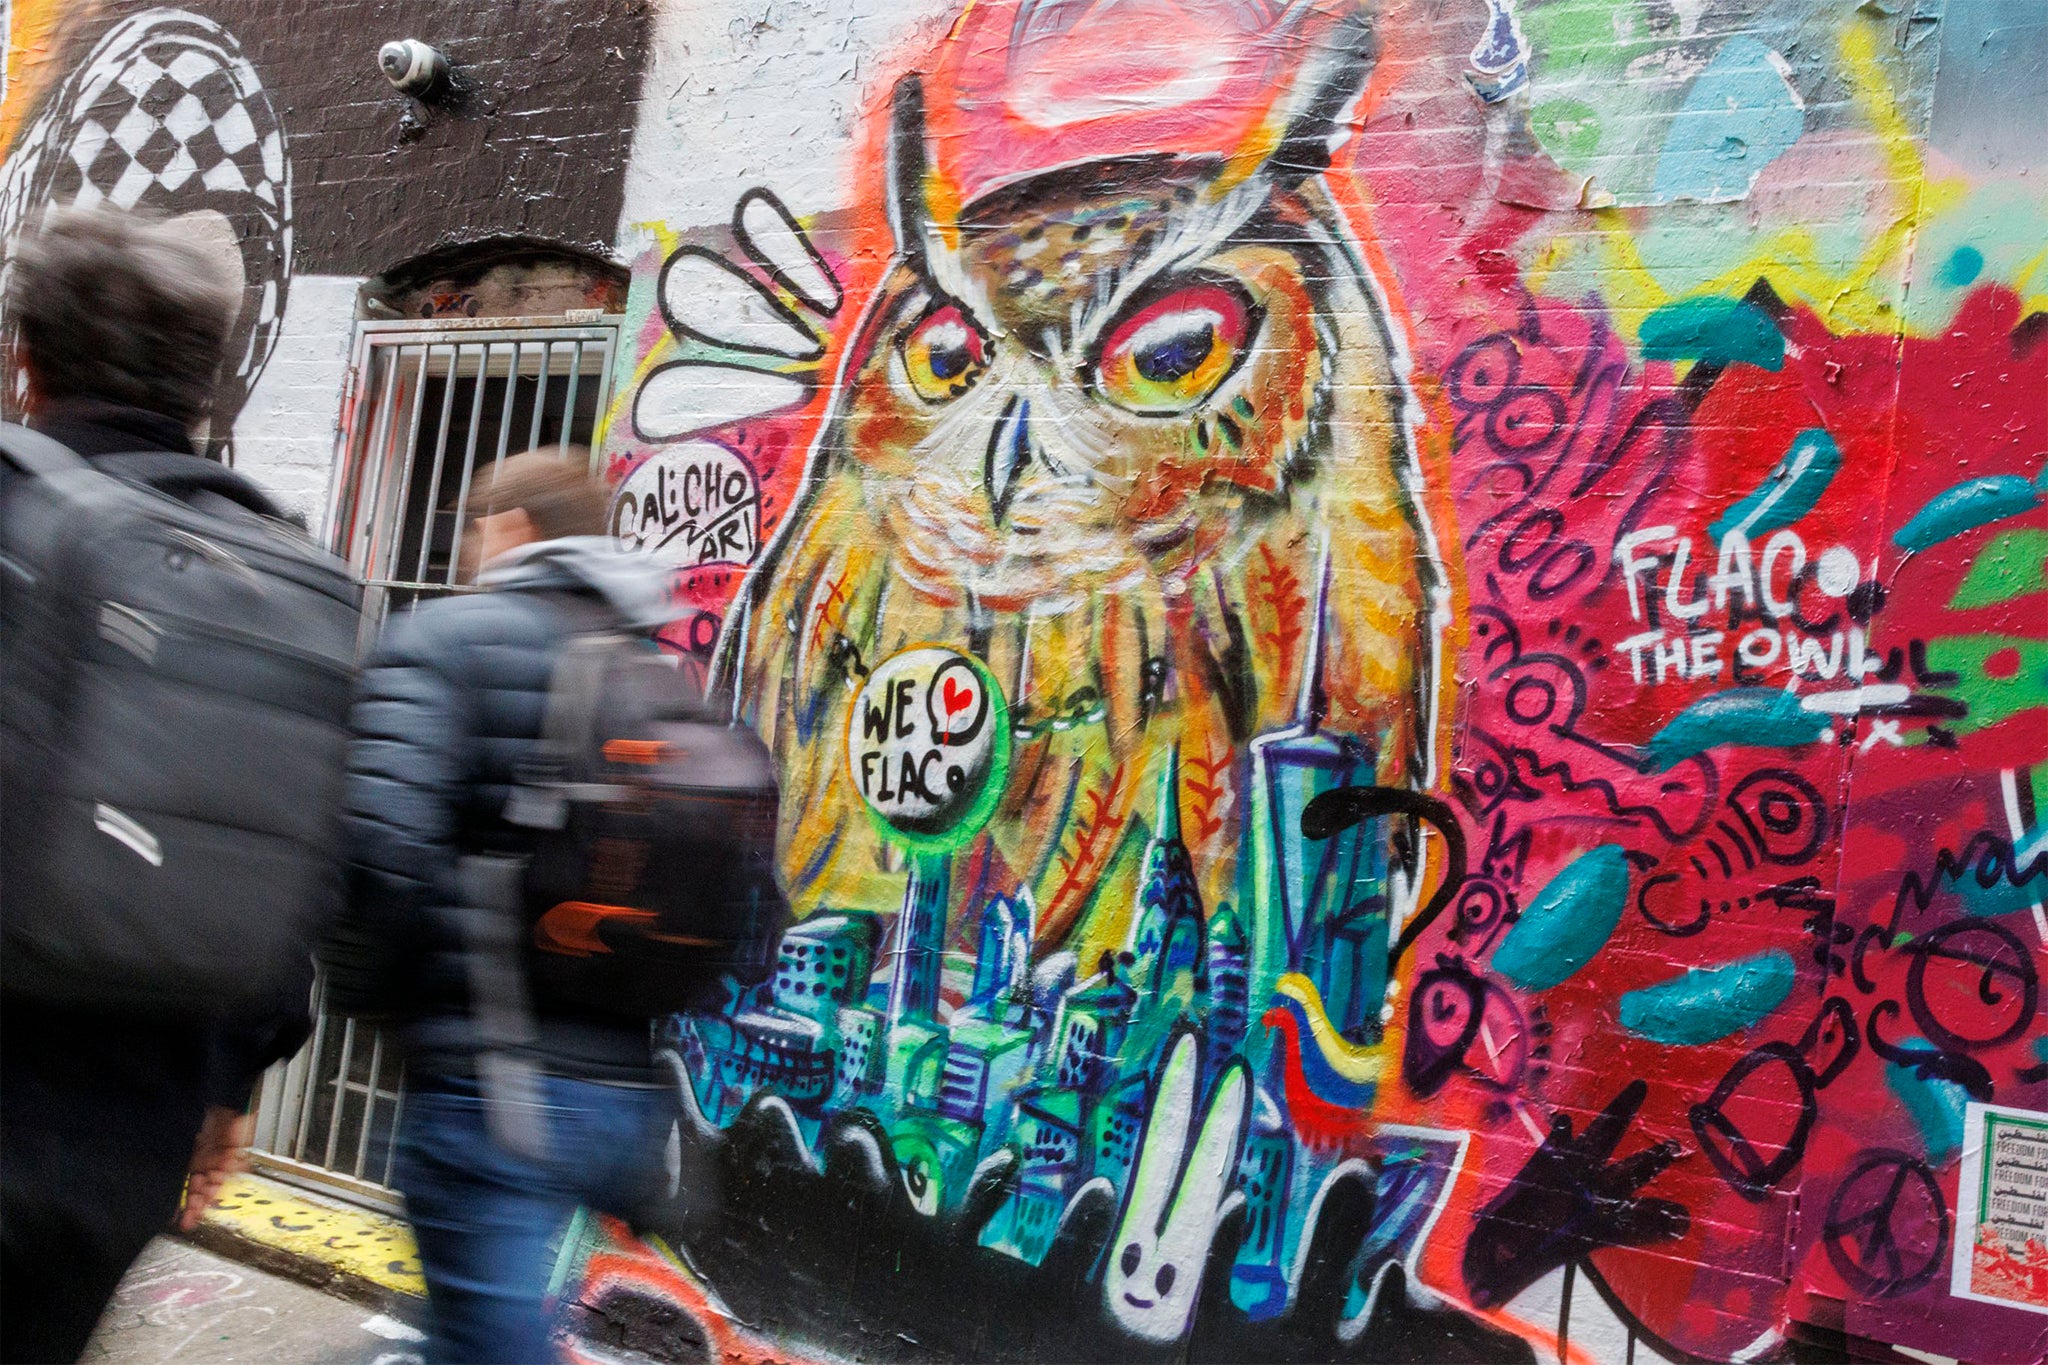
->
[[1491, 844, 1631, 992], [1641, 296, 1785, 371], [1617, 949, 1797, 1045], [1708, 428, 1842, 541], [1960, 857, 2045, 917], [1643, 688, 1829, 771], [1939, 245, 1984, 288], [1886, 1065, 1967, 1163], [1894, 475, 2042, 552], [1650, 37, 1806, 206]]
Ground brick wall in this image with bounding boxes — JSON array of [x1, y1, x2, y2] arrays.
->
[[9, 3, 2048, 1362]]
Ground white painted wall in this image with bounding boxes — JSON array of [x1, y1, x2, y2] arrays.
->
[[614, 0, 946, 241], [230, 273, 360, 538]]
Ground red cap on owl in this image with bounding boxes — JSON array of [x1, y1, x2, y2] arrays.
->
[[918, 0, 1359, 210]]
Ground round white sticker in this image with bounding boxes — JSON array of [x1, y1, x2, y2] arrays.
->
[[845, 646, 1009, 846]]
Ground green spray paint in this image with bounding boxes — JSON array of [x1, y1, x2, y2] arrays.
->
[[1491, 843, 1631, 992], [1919, 635, 2048, 736], [1617, 949, 1797, 1045], [1640, 296, 1785, 370], [1643, 688, 1830, 771], [1894, 474, 2042, 553], [1947, 528, 2048, 609], [1709, 428, 1842, 541]]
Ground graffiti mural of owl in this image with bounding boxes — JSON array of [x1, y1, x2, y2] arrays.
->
[[724, 0, 1449, 969]]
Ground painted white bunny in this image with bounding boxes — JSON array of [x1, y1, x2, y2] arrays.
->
[[1106, 1032, 1251, 1342]]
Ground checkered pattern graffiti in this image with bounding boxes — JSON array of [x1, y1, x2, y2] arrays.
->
[[1, 8, 291, 441]]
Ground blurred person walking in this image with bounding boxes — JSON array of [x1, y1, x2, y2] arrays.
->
[[331, 452, 783, 1363], [0, 207, 359, 1361]]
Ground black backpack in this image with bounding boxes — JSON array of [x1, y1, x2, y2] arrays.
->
[[0, 424, 361, 1016], [499, 622, 791, 1019]]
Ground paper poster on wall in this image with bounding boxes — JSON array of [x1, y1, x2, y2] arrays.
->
[[1953, 1103, 2048, 1316]]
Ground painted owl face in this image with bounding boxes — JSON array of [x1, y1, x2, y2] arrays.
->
[[838, 153, 1345, 614], [732, 17, 1442, 937]]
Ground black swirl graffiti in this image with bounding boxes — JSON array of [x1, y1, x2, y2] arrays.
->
[[1487, 386, 1569, 455], [1636, 871, 1708, 937], [1447, 333, 1520, 410], [1725, 768, 1830, 866], [1451, 876, 1513, 946], [1904, 917, 2038, 1053], [1300, 786, 1468, 968], [1865, 1000, 1994, 1101]]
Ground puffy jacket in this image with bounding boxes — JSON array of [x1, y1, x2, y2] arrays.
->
[[337, 537, 673, 1081]]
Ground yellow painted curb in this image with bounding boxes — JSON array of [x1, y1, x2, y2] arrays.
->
[[197, 1172, 425, 1299]]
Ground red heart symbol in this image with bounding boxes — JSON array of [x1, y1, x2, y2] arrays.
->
[[941, 676, 973, 719]]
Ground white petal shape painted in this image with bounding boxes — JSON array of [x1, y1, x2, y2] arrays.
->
[[660, 248, 824, 360], [632, 361, 809, 443], [736, 189, 842, 316]]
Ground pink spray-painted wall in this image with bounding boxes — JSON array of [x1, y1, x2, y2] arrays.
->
[[581, 3, 2048, 1361], [7, 2, 2044, 1361]]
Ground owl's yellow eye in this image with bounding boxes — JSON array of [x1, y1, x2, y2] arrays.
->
[[899, 304, 990, 403], [1093, 282, 1253, 415]]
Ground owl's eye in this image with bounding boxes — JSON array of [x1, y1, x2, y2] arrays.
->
[[899, 304, 990, 403], [1093, 281, 1253, 415]]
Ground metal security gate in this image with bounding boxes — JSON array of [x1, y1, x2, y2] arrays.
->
[[250, 316, 622, 1209], [326, 318, 624, 625]]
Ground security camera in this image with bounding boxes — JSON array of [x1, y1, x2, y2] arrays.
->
[[378, 40, 448, 98]]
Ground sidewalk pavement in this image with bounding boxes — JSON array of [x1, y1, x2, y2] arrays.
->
[[83, 1238, 425, 1365], [90, 1170, 721, 1364]]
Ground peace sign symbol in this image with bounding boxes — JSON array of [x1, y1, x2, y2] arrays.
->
[[1821, 1151, 1949, 1297]]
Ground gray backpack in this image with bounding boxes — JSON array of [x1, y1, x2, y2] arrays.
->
[[0, 423, 361, 1015]]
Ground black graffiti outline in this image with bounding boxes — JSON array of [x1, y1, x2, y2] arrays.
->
[[1463, 606, 1723, 844], [1636, 871, 1709, 937], [1864, 1000, 1994, 1101], [1688, 1042, 1817, 1203], [1799, 996, 1862, 1088], [1819, 1151, 1949, 1299], [1887, 832, 2048, 938], [1904, 917, 2038, 1053], [1299, 786, 1467, 970], [1724, 768, 1831, 867], [924, 655, 992, 748], [1449, 875, 1516, 953], [630, 357, 816, 445], [1404, 955, 1534, 1098], [731, 187, 844, 318], [1467, 726, 1721, 845], [658, 244, 828, 362]]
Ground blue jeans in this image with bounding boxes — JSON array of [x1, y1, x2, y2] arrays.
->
[[393, 1072, 673, 1364]]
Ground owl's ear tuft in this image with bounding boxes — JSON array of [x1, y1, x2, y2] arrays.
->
[[1263, 11, 1378, 188], [888, 74, 933, 268]]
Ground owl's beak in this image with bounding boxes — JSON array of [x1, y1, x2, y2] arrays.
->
[[984, 395, 1035, 524]]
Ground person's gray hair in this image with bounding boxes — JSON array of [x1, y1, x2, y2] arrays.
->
[[6, 205, 240, 429]]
